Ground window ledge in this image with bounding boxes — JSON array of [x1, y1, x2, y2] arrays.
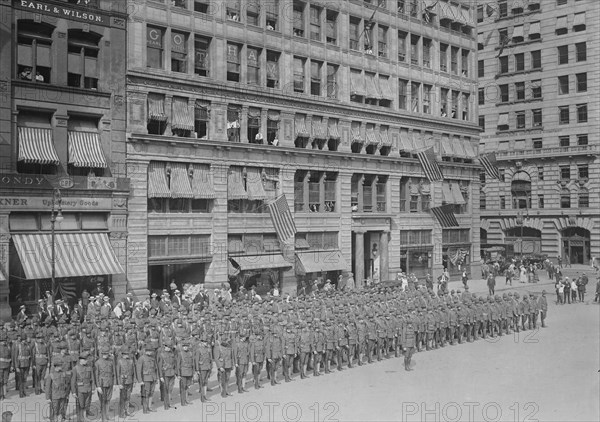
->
[[495, 68, 543, 79], [13, 79, 111, 97]]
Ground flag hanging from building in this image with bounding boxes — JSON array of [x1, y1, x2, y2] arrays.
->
[[417, 147, 444, 182], [431, 205, 459, 228], [268, 194, 297, 242], [479, 152, 501, 180]]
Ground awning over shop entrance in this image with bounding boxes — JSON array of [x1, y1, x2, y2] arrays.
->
[[12, 233, 124, 279], [296, 250, 349, 274], [229, 254, 292, 272]]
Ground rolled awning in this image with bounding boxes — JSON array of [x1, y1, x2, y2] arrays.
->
[[228, 167, 248, 200], [147, 161, 171, 198], [12, 233, 124, 279], [169, 162, 193, 198], [442, 182, 454, 203], [148, 95, 167, 122], [512, 25, 524, 39], [295, 250, 349, 274], [556, 16, 567, 29], [229, 254, 292, 271], [68, 131, 107, 168], [379, 76, 394, 100], [350, 70, 365, 97], [18, 127, 60, 165], [191, 164, 216, 199], [328, 120, 340, 139], [365, 73, 382, 100], [171, 97, 195, 131], [573, 12, 585, 27], [451, 182, 466, 205], [366, 126, 378, 146], [295, 115, 310, 138], [441, 137, 454, 157], [246, 168, 269, 200]]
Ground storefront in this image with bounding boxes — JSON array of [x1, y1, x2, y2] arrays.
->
[[295, 249, 349, 292], [561, 228, 591, 265], [441, 228, 472, 278], [399, 230, 433, 280], [229, 254, 292, 295]]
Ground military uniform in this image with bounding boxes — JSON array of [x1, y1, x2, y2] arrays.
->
[[215, 338, 234, 397], [46, 359, 71, 422], [116, 350, 137, 416], [249, 332, 266, 389], [71, 351, 95, 422], [94, 347, 115, 422], [157, 343, 177, 409], [176, 342, 194, 405], [12, 337, 31, 397], [137, 346, 159, 413], [194, 338, 213, 401], [0, 334, 12, 399]]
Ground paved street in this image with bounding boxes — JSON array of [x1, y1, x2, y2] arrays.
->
[[2, 272, 599, 422]]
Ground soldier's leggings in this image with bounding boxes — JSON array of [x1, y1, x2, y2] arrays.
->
[[50, 398, 68, 422], [119, 384, 133, 416], [269, 358, 280, 384], [312, 352, 322, 375], [220, 368, 231, 397], [33, 364, 47, 394], [347, 344, 356, 366], [179, 376, 191, 405], [236, 364, 248, 391], [98, 386, 113, 421], [299, 352, 309, 376], [366, 339, 375, 362], [17, 367, 29, 396], [253, 362, 263, 388], [521, 315, 528, 330], [282, 355, 293, 381], [76, 391, 92, 421], [324, 350, 333, 372]]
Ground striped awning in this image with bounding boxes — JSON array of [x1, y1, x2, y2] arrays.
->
[[68, 131, 107, 168], [171, 97, 195, 131], [296, 250, 349, 274], [441, 137, 454, 157], [312, 120, 327, 139], [350, 70, 365, 97], [379, 76, 394, 100], [399, 132, 415, 152], [246, 168, 269, 200], [169, 162, 193, 198], [191, 164, 216, 199], [452, 137, 467, 157], [328, 120, 340, 139], [228, 167, 248, 200], [17, 127, 60, 165], [147, 161, 171, 198], [147, 95, 167, 122], [365, 73, 382, 100], [451, 182, 466, 205], [366, 127, 378, 146], [229, 254, 292, 271], [351, 123, 363, 145], [295, 115, 310, 138], [462, 139, 477, 158], [379, 129, 392, 147], [12, 232, 124, 279]]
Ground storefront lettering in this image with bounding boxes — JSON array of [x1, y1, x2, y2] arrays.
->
[[1, 176, 45, 186], [0, 196, 110, 209], [18, 0, 106, 24], [0, 198, 28, 206]]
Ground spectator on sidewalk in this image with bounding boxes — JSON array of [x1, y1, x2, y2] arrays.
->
[[564, 277, 571, 304], [577, 274, 588, 302]]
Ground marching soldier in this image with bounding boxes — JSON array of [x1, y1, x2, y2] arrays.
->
[[12, 334, 31, 398], [312, 322, 326, 376], [402, 311, 416, 371], [116, 349, 137, 417], [71, 351, 94, 422], [215, 336, 234, 397], [266, 323, 283, 385]]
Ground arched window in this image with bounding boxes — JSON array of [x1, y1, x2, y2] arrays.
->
[[560, 188, 571, 208], [17, 20, 55, 83], [511, 171, 531, 209], [67, 29, 102, 89]]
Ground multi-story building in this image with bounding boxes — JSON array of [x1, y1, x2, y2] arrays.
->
[[0, 0, 129, 319], [477, 0, 599, 265], [125, 0, 482, 297]]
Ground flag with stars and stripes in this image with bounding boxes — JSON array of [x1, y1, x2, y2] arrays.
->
[[479, 152, 501, 180], [417, 147, 444, 182], [267, 194, 297, 243], [431, 205, 459, 228]]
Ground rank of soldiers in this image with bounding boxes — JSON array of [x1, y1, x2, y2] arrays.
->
[[0, 286, 548, 421]]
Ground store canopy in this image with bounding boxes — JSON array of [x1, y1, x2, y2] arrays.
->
[[191, 164, 216, 199], [229, 254, 292, 271], [296, 250, 349, 274], [12, 233, 124, 280], [18, 127, 60, 165], [147, 161, 171, 198], [68, 131, 107, 168]]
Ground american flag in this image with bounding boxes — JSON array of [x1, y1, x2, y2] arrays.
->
[[431, 205, 459, 228], [267, 194, 297, 243], [479, 152, 501, 180], [417, 147, 443, 182]]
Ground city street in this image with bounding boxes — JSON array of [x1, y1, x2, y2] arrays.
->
[[2, 272, 598, 422]]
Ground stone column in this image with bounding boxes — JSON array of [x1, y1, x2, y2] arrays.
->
[[354, 229, 366, 289], [380, 229, 390, 283], [241, 105, 249, 143]]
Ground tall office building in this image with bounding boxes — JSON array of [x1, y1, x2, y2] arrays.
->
[[125, 0, 482, 296], [0, 0, 129, 319], [477, 0, 599, 265]]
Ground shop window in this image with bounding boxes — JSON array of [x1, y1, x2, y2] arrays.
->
[[17, 20, 54, 84], [146, 26, 164, 69], [194, 35, 210, 77]]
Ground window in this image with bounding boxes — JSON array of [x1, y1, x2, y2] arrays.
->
[[423, 85, 432, 114], [326, 10, 337, 45], [171, 31, 187, 73], [266, 0, 279, 30], [440, 44, 448, 72], [558, 45, 568, 64], [578, 190, 589, 208], [560, 189, 571, 208], [556, 16, 568, 35], [477, 32, 484, 51], [247, 108, 261, 143], [293, 56, 305, 93], [310, 60, 322, 96], [440, 88, 448, 117], [497, 113, 509, 131], [246, 0, 260, 26], [461, 50, 469, 77], [409, 0, 418, 17], [194, 100, 209, 139], [265, 110, 279, 145], [531, 80, 542, 98], [398, 31, 407, 62], [576, 42, 586, 62], [560, 165, 571, 180], [531, 50, 541, 69], [398, 79, 407, 110], [558, 75, 569, 95], [293, 1, 305, 37], [309, 6, 321, 41], [500, 84, 509, 102], [146, 26, 164, 69], [512, 25, 524, 43], [326, 64, 338, 99], [266, 50, 280, 88], [410, 35, 420, 65], [378, 26, 388, 58], [477, 5, 484, 23], [559, 106, 569, 125], [147, 93, 167, 135], [578, 164, 589, 179], [576, 73, 587, 92], [499, 0, 507, 17], [194, 0, 209, 14], [538, 195, 544, 209], [376, 176, 387, 212], [532, 109, 542, 127], [515, 82, 525, 100], [17, 20, 54, 83], [422, 38, 431, 68], [478, 88, 485, 105], [349, 17, 360, 50], [499, 56, 508, 74], [573, 12, 586, 32], [247, 47, 260, 85], [226, 106, 241, 142], [194, 35, 210, 76], [479, 115, 485, 131], [67, 30, 100, 89], [480, 193, 486, 210], [577, 134, 588, 145], [556, 0, 567, 5], [498, 28, 508, 45], [450, 46, 458, 74], [411, 82, 420, 113], [17, 111, 57, 175], [577, 104, 588, 123], [537, 167, 544, 181], [559, 136, 570, 147], [226, 43, 241, 82], [515, 53, 524, 71], [451, 91, 459, 119], [226, 0, 241, 21], [500, 196, 506, 209], [533, 139, 542, 149], [516, 111, 526, 129], [478, 60, 484, 77], [462, 93, 470, 121], [397, 0, 405, 14]]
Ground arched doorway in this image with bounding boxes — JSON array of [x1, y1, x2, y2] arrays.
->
[[505, 227, 541, 258], [562, 227, 591, 265], [511, 171, 531, 209]]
